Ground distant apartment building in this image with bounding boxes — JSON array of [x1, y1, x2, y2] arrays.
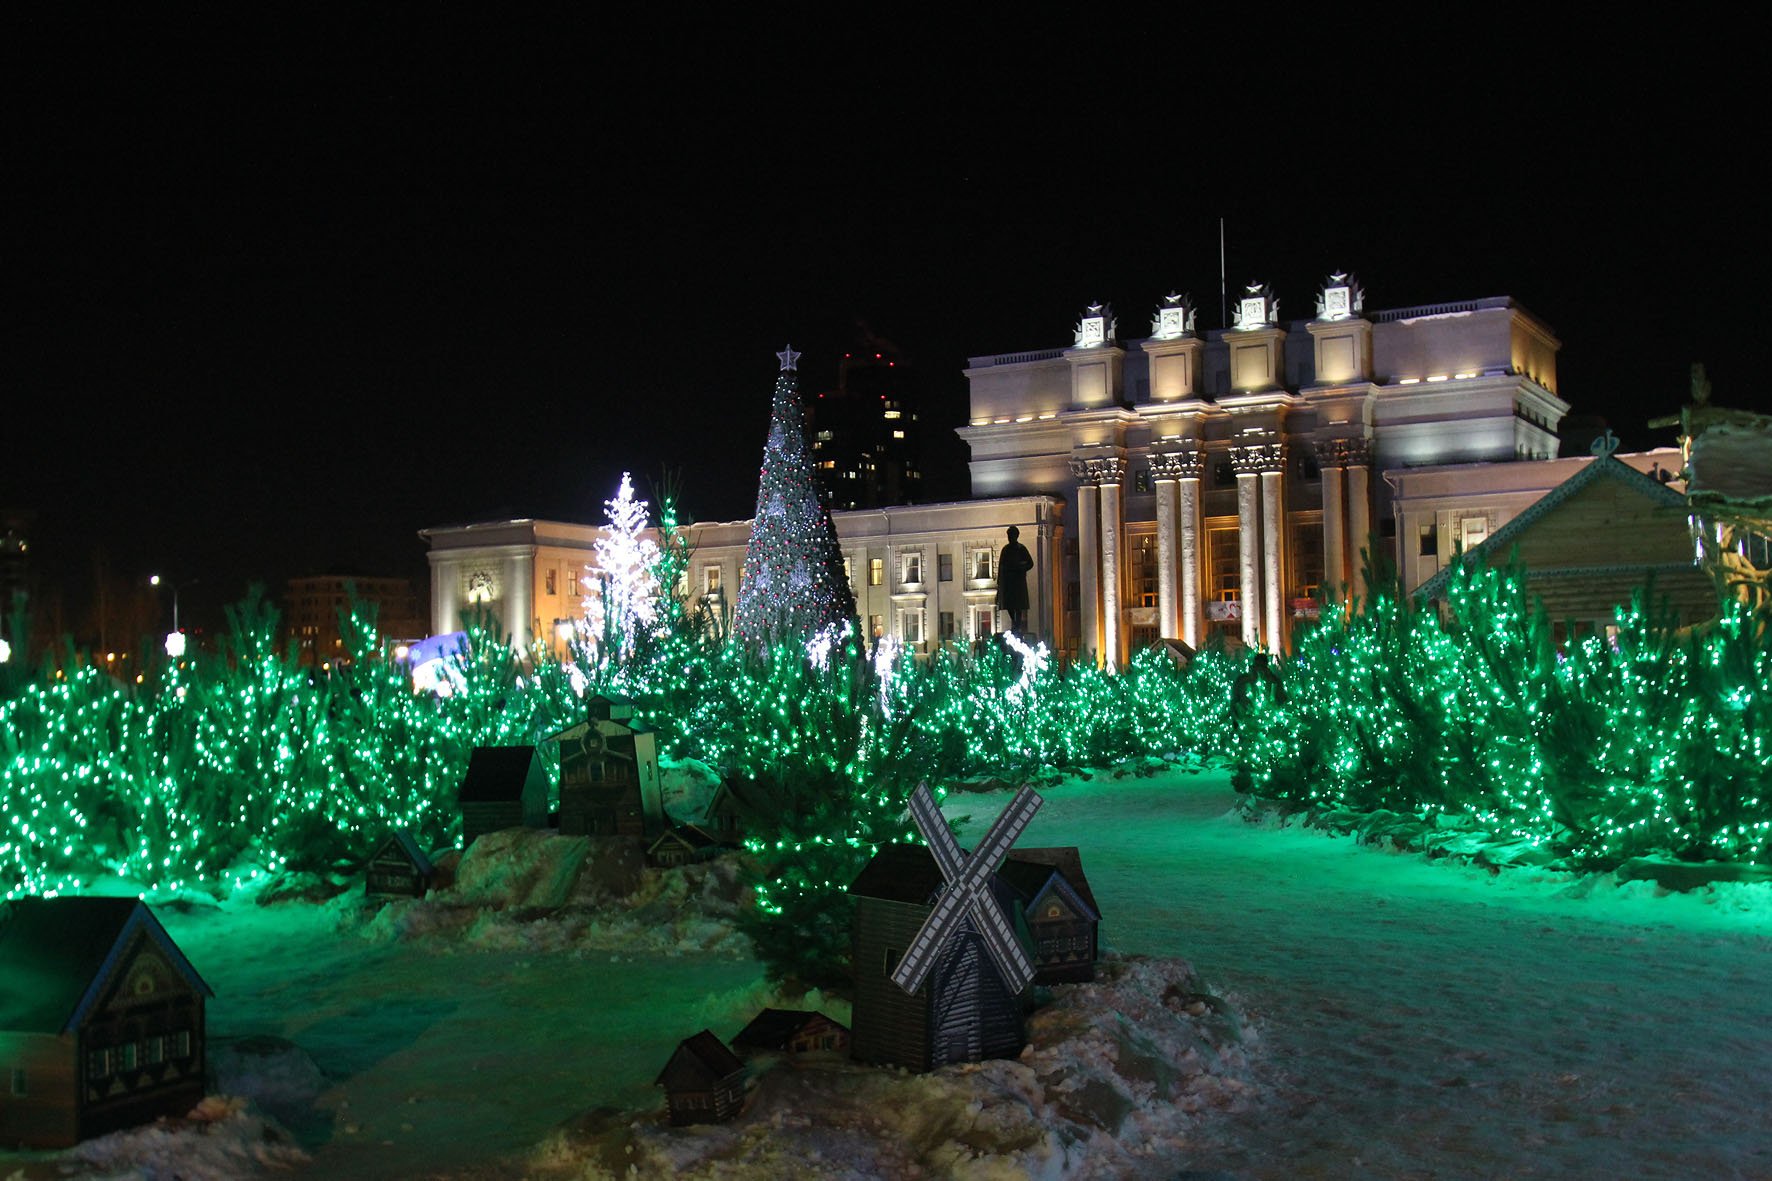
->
[[810, 336, 924, 510], [286, 575, 423, 667]]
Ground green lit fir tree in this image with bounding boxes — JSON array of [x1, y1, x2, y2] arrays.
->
[[732, 346, 857, 651]]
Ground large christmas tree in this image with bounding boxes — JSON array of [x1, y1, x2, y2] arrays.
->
[[732, 346, 857, 651]]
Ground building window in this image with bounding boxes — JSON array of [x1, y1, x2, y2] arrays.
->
[[1133, 468, 1151, 494], [938, 553, 954, 582], [971, 549, 994, 581], [87, 1049, 111, 1079], [1131, 534, 1158, 608], [1292, 523, 1325, 599], [968, 604, 996, 638], [869, 614, 884, 637], [899, 608, 924, 644], [1459, 516, 1489, 551], [172, 1030, 191, 1058], [704, 565, 722, 595], [545, 569, 557, 596], [901, 552, 923, 585], [939, 611, 957, 639], [118, 1042, 138, 1071], [1419, 523, 1438, 557], [869, 558, 885, 586]]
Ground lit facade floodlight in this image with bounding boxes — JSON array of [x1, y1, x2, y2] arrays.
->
[[0, 637, 10, 664], [164, 631, 187, 659]]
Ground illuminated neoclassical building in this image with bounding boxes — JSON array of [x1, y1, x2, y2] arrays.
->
[[424, 276, 1699, 666]]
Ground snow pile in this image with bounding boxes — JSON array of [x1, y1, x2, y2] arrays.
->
[[334, 828, 750, 957], [527, 955, 1256, 1180], [660, 757, 723, 824], [209, 1035, 327, 1123], [59, 1096, 307, 1180]]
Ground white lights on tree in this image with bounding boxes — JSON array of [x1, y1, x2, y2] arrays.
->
[[805, 621, 850, 671], [164, 631, 186, 659], [583, 472, 660, 658], [873, 633, 903, 712], [1001, 630, 1050, 705], [0, 637, 9, 664]]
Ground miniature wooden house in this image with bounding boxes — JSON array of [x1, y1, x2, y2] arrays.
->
[[848, 844, 1031, 1073], [645, 824, 718, 869], [700, 777, 757, 844], [0, 898, 212, 1149], [999, 847, 1101, 983], [655, 1029, 746, 1125], [457, 745, 549, 849], [731, 1009, 850, 1057], [553, 695, 663, 839], [365, 829, 436, 898]]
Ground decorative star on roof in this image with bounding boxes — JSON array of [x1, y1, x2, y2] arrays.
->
[[776, 345, 801, 372]]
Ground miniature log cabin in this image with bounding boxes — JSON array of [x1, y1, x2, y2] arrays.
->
[[998, 847, 1101, 983], [848, 844, 1031, 1073], [0, 897, 212, 1149], [552, 695, 663, 839], [700, 777, 757, 844], [457, 745, 549, 849], [645, 824, 718, 869], [365, 829, 436, 898], [654, 1030, 746, 1125], [731, 1009, 850, 1057]]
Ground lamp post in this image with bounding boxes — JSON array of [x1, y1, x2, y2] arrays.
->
[[150, 575, 197, 657]]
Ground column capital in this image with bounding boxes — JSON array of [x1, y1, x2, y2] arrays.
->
[[1314, 436, 1372, 468], [1230, 439, 1286, 475], [1148, 446, 1205, 482], [1069, 455, 1127, 485]]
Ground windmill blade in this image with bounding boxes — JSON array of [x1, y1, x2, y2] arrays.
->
[[907, 784, 965, 883], [890, 873, 972, 994], [969, 886, 1035, 991], [951, 787, 1042, 899]]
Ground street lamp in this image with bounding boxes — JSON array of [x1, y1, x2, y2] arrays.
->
[[150, 574, 197, 656]]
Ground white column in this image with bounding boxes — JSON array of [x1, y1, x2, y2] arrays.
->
[[1100, 478, 1123, 671], [1076, 480, 1100, 665], [1180, 476, 1203, 649], [1261, 467, 1285, 653], [1347, 462, 1372, 596], [1322, 462, 1346, 599], [432, 561, 458, 636], [1236, 472, 1261, 649], [505, 552, 534, 652], [1154, 476, 1179, 641]]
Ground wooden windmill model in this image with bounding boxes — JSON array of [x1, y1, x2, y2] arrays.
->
[[849, 784, 1043, 1071]]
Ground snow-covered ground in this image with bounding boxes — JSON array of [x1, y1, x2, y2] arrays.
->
[[6, 767, 1770, 1179]]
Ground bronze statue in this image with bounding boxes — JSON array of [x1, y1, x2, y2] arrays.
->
[[995, 526, 1033, 633]]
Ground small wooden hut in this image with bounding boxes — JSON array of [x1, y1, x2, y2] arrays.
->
[[654, 1030, 746, 1125], [0, 898, 212, 1149], [552, 695, 663, 839], [998, 847, 1101, 983], [364, 829, 436, 898], [731, 1009, 850, 1057], [457, 746, 548, 849]]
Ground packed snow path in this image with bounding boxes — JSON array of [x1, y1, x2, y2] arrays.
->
[[973, 769, 1772, 1179], [60, 767, 1768, 1180]]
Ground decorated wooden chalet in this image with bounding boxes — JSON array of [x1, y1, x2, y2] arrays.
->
[[655, 1029, 747, 1125], [997, 847, 1101, 983], [0, 898, 211, 1149], [645, 823, 719, 869], [457, 745, 549, 849], [700, 777, 760, 844], [552, 695, 663, 839], [848, 786, 1042, 1073], [1415, 442, 1715, 635], [731, 1009, 850, 1057], [365, 829, 436, 898]]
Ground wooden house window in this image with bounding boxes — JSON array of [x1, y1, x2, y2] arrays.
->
[[173, 1031, 192, 1059], [146, 1036, 166, 1065], [118, 1043, 138, 1071], [883, 948, 901, 976], [88, 1049, 111, 1078]]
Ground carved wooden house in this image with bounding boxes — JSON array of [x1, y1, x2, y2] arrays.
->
[[848, 844, 1032, 1073], [731, 1009, 850, 1057], [645, 824, 718, 869], [457, 745, 549, 849], [365, 829, 436, 898], [998, 847, 1101, 983], [553, 695, 663, 839], [700, 777, 759, 845], [654, 1030, 746, 1125], [0, 898, 211, 1149]]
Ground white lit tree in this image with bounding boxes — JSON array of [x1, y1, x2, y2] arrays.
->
[[582, 472, 660, 658]]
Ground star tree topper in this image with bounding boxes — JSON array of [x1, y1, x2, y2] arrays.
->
[[776, 344, 801, 372]]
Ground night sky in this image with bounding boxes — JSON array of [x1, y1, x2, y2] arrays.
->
[[5, 17, 1758, 639]]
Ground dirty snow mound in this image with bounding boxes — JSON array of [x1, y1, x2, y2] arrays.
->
[[59, 1095, 308, 1180], [528, 955, 1257, 1179]]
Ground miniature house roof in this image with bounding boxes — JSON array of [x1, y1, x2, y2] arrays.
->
[[646, 824, 718, 855], [587, 694, 637, 723], [0, 897, 212, 1034], [655, 1029, 746, 1089], [458, 746, 546, 803], [849, 843, 1027, 916], [1414, 454, 1693, 601], [375, 829, 435, 875], [999, 847, 1100, 918], [732, 1008, 847, 1052]]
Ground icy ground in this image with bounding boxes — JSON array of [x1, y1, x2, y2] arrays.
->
[[7, 767, 1771, 1179]]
